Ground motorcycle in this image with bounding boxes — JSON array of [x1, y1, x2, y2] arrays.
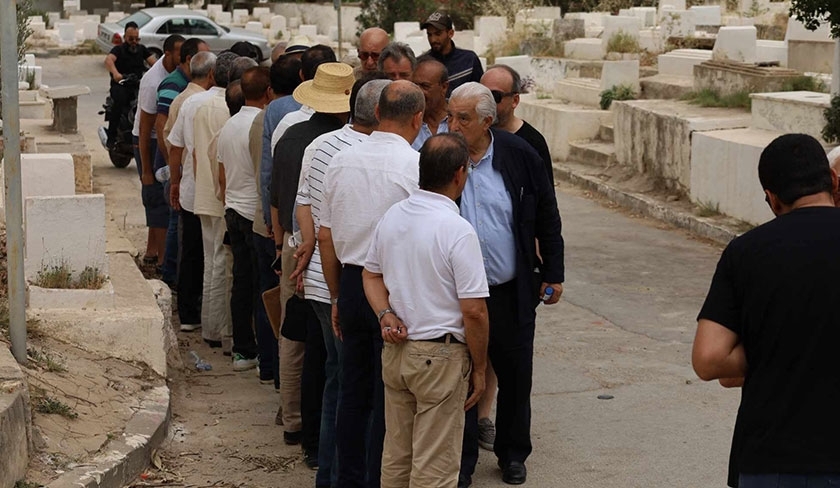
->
[[98, 73, 140, 168]]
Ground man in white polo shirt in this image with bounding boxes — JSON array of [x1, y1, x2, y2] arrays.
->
[[364, 133, 490, 488]]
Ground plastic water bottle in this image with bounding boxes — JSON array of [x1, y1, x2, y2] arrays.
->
[[540, 287, 554, 303], [190, 351, 212, 371]]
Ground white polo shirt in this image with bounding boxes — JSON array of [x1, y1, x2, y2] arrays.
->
[[217, 105, 261, 220], [321, 131, 419, 266], [132, 56, 168, 138], [366, 190, 489, 343]]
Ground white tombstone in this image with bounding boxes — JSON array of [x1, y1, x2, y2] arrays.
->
[[252, 7, 270, 19], [453, 30, 475, 51], [1, 154, 75, 213], [756, 39, 787, 66], [233, 8, 249, 25], [245, 21, 263, 34], [600, 60, 640, 92], [259, 13, 273, 27], [24, 54, 36, 67], [24, 195, 108, 282], [298, 24, 318, 39], [394, 22, 420, 43], [19, 66, 43, 89], [619, 9, 632, 17], [531, 6, 563, 19], [288, 17, 301, 29], [405, 35, 429, 59], [690, 6, 721, 26], [106, 12, 125, 23], [63, 0, 80, 11], [660, 10, 695, 38], [57, 23, 76, 45], [270, 15, 287, 37], [206, 4, 223, 20], [713, 25, 757, 63], [659, 0, 686, 15], [47, 12, 60, 28], [215, 11, 232, 26], [785, 15, 832, 42], [630, 7, 657, 27], [82, 19, 98, 40], [603, 16, 643, 45], [475, 16, 507, 45], [494, 55, 532, 79]]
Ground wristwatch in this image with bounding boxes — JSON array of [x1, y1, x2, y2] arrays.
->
[[330, 297, 339, 305], [377, 308, 395, 323]]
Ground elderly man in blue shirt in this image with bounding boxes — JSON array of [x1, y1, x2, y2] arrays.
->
[[448, 82, 565, 487]]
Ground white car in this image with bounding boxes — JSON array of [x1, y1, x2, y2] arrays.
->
[[97, 8, 272, 61]]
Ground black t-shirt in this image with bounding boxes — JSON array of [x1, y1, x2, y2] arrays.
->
[[515, 120, 553, 186], [698, 206, 840, 486], [109, 43, 152, 85]]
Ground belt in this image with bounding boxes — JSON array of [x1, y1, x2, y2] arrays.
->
[[427, 333, 464, 345]]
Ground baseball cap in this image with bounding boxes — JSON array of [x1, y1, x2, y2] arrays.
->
[[422, 11, 453, 31]]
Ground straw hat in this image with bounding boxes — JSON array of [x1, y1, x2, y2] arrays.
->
[[293, 62, 355, 113]]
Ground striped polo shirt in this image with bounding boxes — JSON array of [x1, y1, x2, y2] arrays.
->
[[156, 66, 189, 116]]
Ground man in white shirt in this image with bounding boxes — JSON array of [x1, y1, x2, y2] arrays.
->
[[292, 75, 391, 484], [318, 80, 424, 487], [364, 133, 489, 488], [217, 66, 272, 371], [133, 34, 183, 267]]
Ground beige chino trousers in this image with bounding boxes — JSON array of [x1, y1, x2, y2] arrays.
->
[[278, 231, 305, 432]]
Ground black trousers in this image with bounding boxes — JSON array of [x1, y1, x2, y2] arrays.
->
[[461, 280, 535, 479], [224, 209, 258, 357], [301, 299, 327, 456], [177, 209, 203, 325], [107, 82, 132, 143]]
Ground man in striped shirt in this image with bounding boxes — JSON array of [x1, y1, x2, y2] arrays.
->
[[292, 75, 391, 486]]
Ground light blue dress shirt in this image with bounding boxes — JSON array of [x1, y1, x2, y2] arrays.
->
[[411, 117, 449, 151], [460, 133, 517, 285], [260, 95, 302, 228]]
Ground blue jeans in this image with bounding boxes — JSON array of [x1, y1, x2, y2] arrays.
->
[[313, 300, 343, 487], [335, 265, 384, 488], [739, 474, 840, 487], [157, 149, 178, 284], [253, 233, 279, 380]]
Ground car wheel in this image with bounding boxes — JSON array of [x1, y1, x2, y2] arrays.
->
[[248, 42, 263, 63]]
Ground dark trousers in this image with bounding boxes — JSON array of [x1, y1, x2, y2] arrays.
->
[[224, 209, 258, 358], [313, 300, 342, 487], [253, 232, 279, 380], [302, 299, 327, 457], [740, 474, 840, 488], [336, 265, 385, 488], [177, 209, 203, 325], [461, 280, 534, 479], [158, 150, 178, 284], [107, 82, 131, 144]]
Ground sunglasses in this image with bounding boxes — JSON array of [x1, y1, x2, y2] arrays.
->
[[491, 90, 517, 104], [358, 51, 381, 61], [125, 36, 140, 41]]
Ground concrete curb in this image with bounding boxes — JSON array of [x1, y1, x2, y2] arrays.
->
[[0, 347, 32, 487], [48, 385, 170, 488], [555, 165, 740, 245]]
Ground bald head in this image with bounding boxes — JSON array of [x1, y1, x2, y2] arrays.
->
[[378, 79, 425, 123], [359, 27, 389, 72]]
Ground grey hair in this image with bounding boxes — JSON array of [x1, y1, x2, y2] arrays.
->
[[355, 79, 391, 126], [377, 42, 417, 71], [190, 51, 216, 80], [214, 51, 239, 88], [230, 56, 259, 83], [450, 82, 497, 124]]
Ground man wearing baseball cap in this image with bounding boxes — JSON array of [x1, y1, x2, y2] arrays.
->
[[422, 10, 483, 96]]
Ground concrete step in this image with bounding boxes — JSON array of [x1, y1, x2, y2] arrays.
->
[[599, 122, 614, 143], [568, 140, 616, 167]]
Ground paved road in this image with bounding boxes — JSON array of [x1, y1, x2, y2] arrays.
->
[[40, 54, 739, 487]]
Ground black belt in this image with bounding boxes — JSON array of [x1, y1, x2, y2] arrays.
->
[[427, 333, 463, 345]]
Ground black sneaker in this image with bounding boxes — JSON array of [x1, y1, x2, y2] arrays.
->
[[284, 430, 302, 445], [303, 449, 318, 470]]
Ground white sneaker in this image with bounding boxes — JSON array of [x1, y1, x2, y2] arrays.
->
[[232, 353, 259, 372], [180, 323, 201, 332]]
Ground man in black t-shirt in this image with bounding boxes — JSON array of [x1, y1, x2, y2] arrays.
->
[[103, 21, 156, 147], [481, 65, 554, 185], [693, 133, 840, 488]]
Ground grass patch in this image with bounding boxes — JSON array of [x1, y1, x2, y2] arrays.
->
[[27, 347, 67, 373], [34, 396, 78, 419], [606, 31, 641, 54], [781, 75, 827, 93], [682, 89, 752, 109], [600, 84, 638, 110], [33, 262, 106, 290], [15, 481, 41, 488], [697, 200, 721, 217]]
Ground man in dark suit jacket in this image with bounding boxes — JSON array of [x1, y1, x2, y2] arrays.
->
[[448, 82, 565, 487]]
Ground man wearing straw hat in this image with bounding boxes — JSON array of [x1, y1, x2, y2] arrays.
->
[[270, 62, 356, 469]]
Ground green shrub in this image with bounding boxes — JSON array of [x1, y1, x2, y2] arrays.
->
[[606, 31, 641, 53], [599, 84, 637, 110], [682, 89, 751, 109], [822, 94, 840, 144], [780, 75, 827, 93]]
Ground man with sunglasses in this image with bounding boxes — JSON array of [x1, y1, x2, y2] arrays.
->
[[358, 27, 389, 74], [422, 10, 483, 97], [104, 21, 155, 149], [481, 65, 553, 185]]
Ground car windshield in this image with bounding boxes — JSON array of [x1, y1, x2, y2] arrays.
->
[[116, 11, 152, 28]]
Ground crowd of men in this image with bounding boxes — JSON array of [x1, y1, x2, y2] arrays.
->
[[111, 9, 564, 488]]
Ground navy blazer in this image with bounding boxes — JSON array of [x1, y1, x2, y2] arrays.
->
[[489, 128, 565, 326]]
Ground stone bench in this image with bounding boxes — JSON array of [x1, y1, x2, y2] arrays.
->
[[40, 85, 90, 134]]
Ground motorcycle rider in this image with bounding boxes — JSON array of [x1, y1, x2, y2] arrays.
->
[[103, 21, 156, 148]]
